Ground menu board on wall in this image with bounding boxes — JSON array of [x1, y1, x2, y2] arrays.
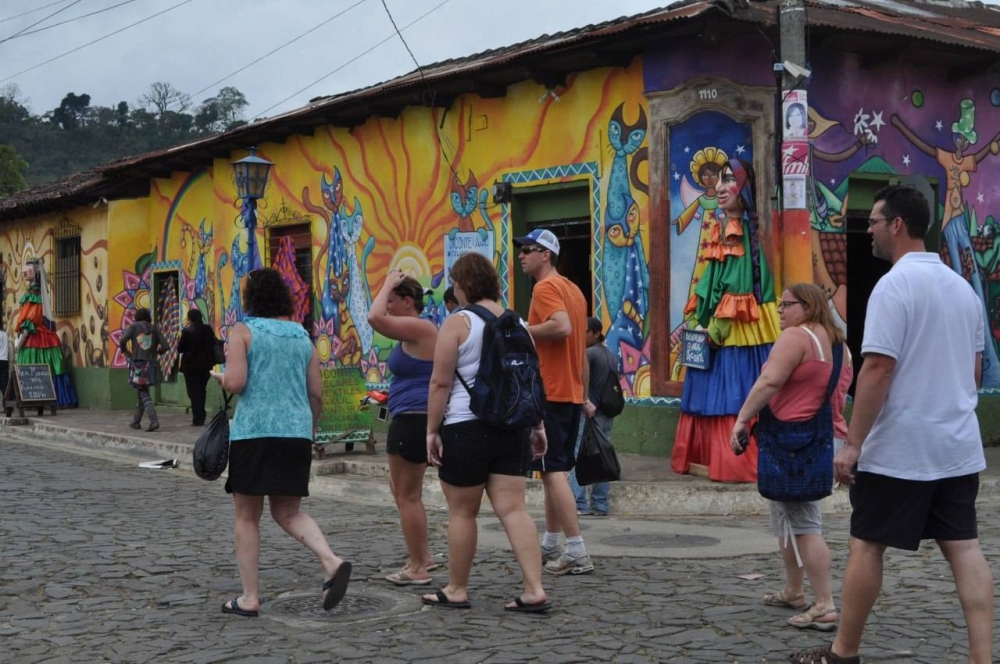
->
[[315, 367, 371, 445]]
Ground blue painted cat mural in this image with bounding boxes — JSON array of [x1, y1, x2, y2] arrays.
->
[[602, 103, 650, 378]]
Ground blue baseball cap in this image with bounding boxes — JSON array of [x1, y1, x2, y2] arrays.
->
[[513, 228, 560, 256]]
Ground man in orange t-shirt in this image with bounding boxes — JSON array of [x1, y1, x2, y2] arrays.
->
[[515, 228, 594, 576]]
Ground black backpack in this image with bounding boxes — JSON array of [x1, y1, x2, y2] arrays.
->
[[599, 366, 625, 418], [455, 303, 546, 430]]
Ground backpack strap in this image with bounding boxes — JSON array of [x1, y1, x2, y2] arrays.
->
[[453, 303, 497, 395]]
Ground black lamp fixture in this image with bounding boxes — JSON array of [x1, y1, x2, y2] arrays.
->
[[492, 181, 513, 205], [231, 147, 273, 200]]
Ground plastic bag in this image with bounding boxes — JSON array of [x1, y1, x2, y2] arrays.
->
[[213, 339, 226, 365], [575, 418, 621, 486], [193, 393, 232, 481]]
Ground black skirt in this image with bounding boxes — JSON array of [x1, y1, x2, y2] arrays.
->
[[225, 437, 313, 496]]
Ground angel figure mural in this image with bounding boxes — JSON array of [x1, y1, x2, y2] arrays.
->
[[12, 259, 78, 407], [670, 146, 728, 380]]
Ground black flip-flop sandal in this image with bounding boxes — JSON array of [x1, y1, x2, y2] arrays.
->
[[322, 561, 352, 610], [504, 596, 552, 613], [221, 598, 258, 618], [421, 589, 471, 609]]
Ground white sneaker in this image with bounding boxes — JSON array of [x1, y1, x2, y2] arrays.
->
[[545, 552, 594, 575], [540, 544, 562, 562]]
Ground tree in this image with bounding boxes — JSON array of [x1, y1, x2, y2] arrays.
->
[[200, 86, 248, 131], [116, 101, 130, 129], [138, 82, 191, 116], [51, 92, 91, 130], [0, 83, 31, 124], [0, 144, 29, 196]]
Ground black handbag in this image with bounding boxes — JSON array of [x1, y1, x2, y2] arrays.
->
[[598, 369, 625, 418], [193, 392, 233, 481], [756, 343, 843, 502], [575, 418, 621, 486], [212, 338, 226, 365]]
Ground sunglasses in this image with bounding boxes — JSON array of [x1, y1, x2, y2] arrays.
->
[[519, 246, 546, 255]]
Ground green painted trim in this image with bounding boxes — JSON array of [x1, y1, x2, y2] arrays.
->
[[603, 403, 679, 457]]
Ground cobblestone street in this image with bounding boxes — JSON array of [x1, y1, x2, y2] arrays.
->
[[2, 434, 997, 663]]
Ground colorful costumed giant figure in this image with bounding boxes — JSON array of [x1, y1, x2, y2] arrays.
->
[[670, 158, 779, 482], [13, 259, 78, 407]]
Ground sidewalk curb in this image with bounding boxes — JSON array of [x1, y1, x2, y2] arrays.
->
[[8, 418, 998, 516]]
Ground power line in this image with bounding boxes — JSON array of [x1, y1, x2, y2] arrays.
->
[[3, 0, 141, 42], [190, 0, 367, 102], [0, 0, 196, 85], [0, 0, 82, 45], [255, 0, 453, 120], [0, 0, 71, 24]]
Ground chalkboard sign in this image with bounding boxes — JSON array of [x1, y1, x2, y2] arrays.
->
[[14, 364, 57, 402], [679, 329, 711, 370], [314, 368, 374, 454]]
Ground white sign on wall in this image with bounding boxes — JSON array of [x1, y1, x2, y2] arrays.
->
[[443, 231, 495, 280]]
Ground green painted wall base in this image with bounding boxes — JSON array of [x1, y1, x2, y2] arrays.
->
[[70, 367, 232, 413], [979, 395, 1000, 446], [606, 404, 679, 457]]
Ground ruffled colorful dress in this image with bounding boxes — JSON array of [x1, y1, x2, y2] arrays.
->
[[14, 284, 78, 407], [671, 208, 778, 482]]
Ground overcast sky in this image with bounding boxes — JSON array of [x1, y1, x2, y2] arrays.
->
[[0, 0, 674, 120]]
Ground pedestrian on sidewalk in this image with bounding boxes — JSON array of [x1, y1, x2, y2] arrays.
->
[[178, 309, 217, 426], [731, 283, 852, 633], [0, 325, 9, 399], [367, 268, 438, 586], [120, 308, 168, 432], [211, 268, 351, 618], [515, 228, 595, 575], [568, 317, 618, 516], [424, 253, 550, 612], [791, 185, 993, 664]]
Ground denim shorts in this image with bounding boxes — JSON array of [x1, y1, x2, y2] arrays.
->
[[531, 401, 581, 473], [438, 419, 530, 487]]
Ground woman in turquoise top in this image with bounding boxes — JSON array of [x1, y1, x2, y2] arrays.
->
[[212, 268, 352, 618]]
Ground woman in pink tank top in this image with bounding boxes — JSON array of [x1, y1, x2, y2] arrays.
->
[[730, 283, 853, 633]]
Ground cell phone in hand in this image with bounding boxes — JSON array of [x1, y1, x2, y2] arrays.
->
[[734, 432, 750, 456]]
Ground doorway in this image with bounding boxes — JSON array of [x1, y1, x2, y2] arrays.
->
[[510, 182, 593, 319]]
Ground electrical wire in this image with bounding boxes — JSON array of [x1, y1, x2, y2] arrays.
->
[[255, 0, 453, 119], [0, 0, 195, 84], [0, 0, 72, 25], [190, 0, 367, 101], [0, 0, 82, 45], [3, 0, 141, 42]]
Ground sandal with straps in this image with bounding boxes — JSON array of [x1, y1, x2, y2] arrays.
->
[[788, 643, 860, 663], [762, 589, 810, 609], [788, 605, 838, 632]]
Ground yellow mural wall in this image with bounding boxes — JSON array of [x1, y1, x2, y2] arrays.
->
[[99, 58, 655, 395], [0, 206, 108, 368]]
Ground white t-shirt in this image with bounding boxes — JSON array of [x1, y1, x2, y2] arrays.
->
[[859, 252, 986, 480], [0, 330, 9, 361]]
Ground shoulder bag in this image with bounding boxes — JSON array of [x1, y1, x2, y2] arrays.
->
[[756, 343, 843, 502]]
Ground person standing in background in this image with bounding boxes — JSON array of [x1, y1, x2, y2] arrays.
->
[[568, 317, 617, 516], [0, 326, 9, 398], [179, 309, 217, 426]]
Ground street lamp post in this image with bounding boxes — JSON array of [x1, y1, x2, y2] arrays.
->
[[231, 147, 273, 272]]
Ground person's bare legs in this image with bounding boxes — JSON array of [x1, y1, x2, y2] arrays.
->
[[830, 537, 886, 658], [541, 471, 581, 538], [387, 455, 431, 578], [486, 474, 546, 606], [269, 495, 345, 582], [776, 536, 806, 600], [938, 538, 994, 664], [787, 533, 837, 625], [232, 493, 265, 612], [423, 482, 484, 604]]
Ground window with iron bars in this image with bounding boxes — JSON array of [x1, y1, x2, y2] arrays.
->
[[53, 233, 81, 316]]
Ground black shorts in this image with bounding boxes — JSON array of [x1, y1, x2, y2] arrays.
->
[[386, 413, 428, 465], [850, 471, 980, 551], [531, 401, 581, 473], [438, 419, 530, 487], [225, 437, 312, 496]]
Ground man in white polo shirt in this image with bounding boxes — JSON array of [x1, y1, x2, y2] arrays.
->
[[792, 185, 993, 664]]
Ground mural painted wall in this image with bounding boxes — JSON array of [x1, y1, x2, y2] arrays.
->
[[0, 208, 108, 368], [105, 59, 655, 396]]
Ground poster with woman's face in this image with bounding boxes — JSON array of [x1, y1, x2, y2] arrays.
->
[[782, 91, 808, 141]]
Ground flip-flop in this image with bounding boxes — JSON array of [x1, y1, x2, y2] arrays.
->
[[221, 598, 258, 618], [322, 561, 352, 610], [504, 596, 552, 613], [421, 589, 471, 609], [386, 570, 433, 586]]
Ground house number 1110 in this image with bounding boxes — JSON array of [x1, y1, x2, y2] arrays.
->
[[699, 89, 718, 100]]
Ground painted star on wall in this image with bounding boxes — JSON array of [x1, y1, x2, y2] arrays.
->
[[684, 146, 690, 153], [735, 145, 746, 155], [935, 120, 944, 131], [902, 154, 911, 166], [673, 171, 680, 181], [978, 192, 985, 203], [870, 110, 886, 131]]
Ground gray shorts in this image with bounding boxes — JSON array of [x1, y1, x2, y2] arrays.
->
[[769, 500, 823, 537]]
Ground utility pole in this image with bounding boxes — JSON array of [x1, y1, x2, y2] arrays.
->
[[778, 0, 812, 287]]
